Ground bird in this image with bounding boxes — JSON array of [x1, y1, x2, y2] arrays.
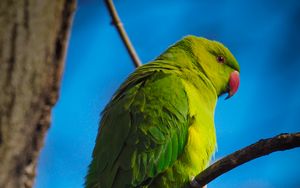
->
[[85, 35, 240, 188]]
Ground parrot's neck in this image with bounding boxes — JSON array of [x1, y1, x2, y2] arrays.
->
[[155, 41, 227, 97], [186, 70, 218, 112], [154, 48, 218, 109]]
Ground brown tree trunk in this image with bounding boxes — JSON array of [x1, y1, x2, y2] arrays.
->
[[0, 0, 76, 187]]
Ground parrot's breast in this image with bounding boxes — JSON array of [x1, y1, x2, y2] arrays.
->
[[151, 79, 217, 188], [178, 80, 217, 177]]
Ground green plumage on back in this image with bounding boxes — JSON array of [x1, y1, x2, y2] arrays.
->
[[85, 36, 240, 188]]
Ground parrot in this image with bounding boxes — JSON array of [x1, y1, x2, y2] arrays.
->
[[85, 35, 240, 188]]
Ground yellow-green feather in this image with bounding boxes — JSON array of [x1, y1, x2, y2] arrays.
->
[[149, 71, 217, 188]]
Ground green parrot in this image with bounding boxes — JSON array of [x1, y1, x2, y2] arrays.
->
[[85, 35, 240, 188]]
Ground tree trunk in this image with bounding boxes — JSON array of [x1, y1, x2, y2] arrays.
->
[[0, 0, 76, 187]]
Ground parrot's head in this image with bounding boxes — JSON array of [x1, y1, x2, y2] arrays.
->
[[182, 36, 240, 99]]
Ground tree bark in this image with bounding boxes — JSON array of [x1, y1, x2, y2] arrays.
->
[[0, 0, 76, 187]]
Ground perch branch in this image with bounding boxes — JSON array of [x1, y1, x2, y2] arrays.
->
[[105, 0, 142, 68], [190, 132, 300, 187]]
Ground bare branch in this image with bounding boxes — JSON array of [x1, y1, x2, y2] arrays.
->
[[105, 0, 142, 68], [190, 132, 300, 187]]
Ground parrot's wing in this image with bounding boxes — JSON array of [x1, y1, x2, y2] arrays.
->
[[86, 70, 190, 188]]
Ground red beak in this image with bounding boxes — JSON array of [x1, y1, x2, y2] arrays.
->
[[225, 70, 240, 99]]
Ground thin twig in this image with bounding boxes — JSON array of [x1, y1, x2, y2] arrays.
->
[[190, 132, 300, 187], [105, 0, 142, 68]]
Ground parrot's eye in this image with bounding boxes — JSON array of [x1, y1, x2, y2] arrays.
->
[[217, 56, 225, 64]]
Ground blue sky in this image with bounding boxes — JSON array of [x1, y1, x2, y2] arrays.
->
[[35, 1, 300, 187]]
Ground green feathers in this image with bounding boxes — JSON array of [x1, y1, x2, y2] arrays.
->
[[85, 36, 240, 188]]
